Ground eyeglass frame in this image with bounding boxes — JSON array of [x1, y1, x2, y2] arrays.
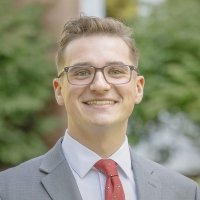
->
[[57, 64, 139, 85]]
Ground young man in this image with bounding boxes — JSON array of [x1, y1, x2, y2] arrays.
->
[[0, 16, 199, 200]]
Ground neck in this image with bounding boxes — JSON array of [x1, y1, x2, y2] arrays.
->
[[68, 122, 128, 158]]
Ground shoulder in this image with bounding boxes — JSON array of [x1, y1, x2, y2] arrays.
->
[[132, 151, 200, 199], [0, 138, 65, 199], [133, 152, 196, 184], [0, 155, 45, 199], [0, 137, 64, 182], [0, 155, 44, 185]]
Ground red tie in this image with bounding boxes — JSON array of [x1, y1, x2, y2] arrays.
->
[[95, 159, 125, 200]]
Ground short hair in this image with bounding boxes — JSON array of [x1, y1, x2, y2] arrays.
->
[[56, 16, 138, 71]]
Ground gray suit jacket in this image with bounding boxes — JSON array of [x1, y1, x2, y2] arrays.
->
[[0, 138, 199, 200]]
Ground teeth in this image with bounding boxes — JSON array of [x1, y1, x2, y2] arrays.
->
[[86, 100, 115, 105]]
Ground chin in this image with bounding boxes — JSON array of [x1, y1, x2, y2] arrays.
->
[[87, 116, 120, 127]]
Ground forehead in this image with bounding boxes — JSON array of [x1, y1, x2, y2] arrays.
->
[[62, 35, 134, 66]]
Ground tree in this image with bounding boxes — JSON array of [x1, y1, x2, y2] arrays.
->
[[0, 0, 57, 166], [128, 0, 200, 144], [106, 0, 137, 21]]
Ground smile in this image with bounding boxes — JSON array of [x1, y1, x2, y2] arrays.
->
[[84, 100, 116, 105]]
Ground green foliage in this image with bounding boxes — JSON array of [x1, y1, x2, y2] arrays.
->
[[129, 0, 200, 141], [106, 0, 137, 21], [0, 0, 57, 165]]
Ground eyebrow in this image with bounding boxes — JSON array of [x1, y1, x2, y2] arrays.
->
[[105, 61, 126, 66], [70, 62, 92, 67], [70, 61, 126, 67]]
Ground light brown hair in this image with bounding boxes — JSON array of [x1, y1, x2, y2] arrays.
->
[[56, 16, 138, 71]]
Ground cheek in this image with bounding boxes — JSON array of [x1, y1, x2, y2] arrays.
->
[[126, 95, 136, 111], [61, 89, 72, 113], [62, 87, 84, 111], [122, 87, 138, 110]]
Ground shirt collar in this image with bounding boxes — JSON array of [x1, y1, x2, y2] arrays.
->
[[110, 138, 133, 178], [62, 130, 132, 179]]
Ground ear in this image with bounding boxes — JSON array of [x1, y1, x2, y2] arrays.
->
[[53, 78, 65, 106], [135, 75, 145, 104]]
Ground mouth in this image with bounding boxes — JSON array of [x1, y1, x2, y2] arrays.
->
[[83, 99, 117, 106]]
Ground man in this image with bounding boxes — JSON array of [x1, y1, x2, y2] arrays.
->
[[0, 16, 199, 200]]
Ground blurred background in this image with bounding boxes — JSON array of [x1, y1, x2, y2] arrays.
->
[[0, 0, 199, 184]]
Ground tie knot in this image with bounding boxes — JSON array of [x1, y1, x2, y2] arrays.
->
[[95, 159, 118, 177]]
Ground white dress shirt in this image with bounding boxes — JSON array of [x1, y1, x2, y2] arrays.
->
[[62, 131, 137, 200]]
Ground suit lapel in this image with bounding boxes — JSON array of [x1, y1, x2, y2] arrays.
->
[[130, 148, 162, 200], [39, 138, 82, 200]]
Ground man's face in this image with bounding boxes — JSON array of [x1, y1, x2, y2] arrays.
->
[[53, 35, 144, 133]]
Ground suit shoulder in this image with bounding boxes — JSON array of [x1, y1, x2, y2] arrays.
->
[[0, 155, 44, 184], [133, 153, 200, 200], [0, 155, 46, 199], [134, 153, 198, 187]]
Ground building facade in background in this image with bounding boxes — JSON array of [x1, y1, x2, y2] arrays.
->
[[15, 0, 105, 37]]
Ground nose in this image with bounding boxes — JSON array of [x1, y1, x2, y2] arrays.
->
[[90, 71, 111, 92]]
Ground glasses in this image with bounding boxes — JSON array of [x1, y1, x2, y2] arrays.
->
[[57, 64, 139, 85]]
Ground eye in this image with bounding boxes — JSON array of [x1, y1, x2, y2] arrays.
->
[[69, 67, 92, 80], [74, 70, 91, 76], [110, 69, 123, 75], [108, 66, 128, 77]]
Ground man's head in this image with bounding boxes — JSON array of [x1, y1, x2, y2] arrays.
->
[[56, 16, 138, 72], [53, 16, 144, 146]]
